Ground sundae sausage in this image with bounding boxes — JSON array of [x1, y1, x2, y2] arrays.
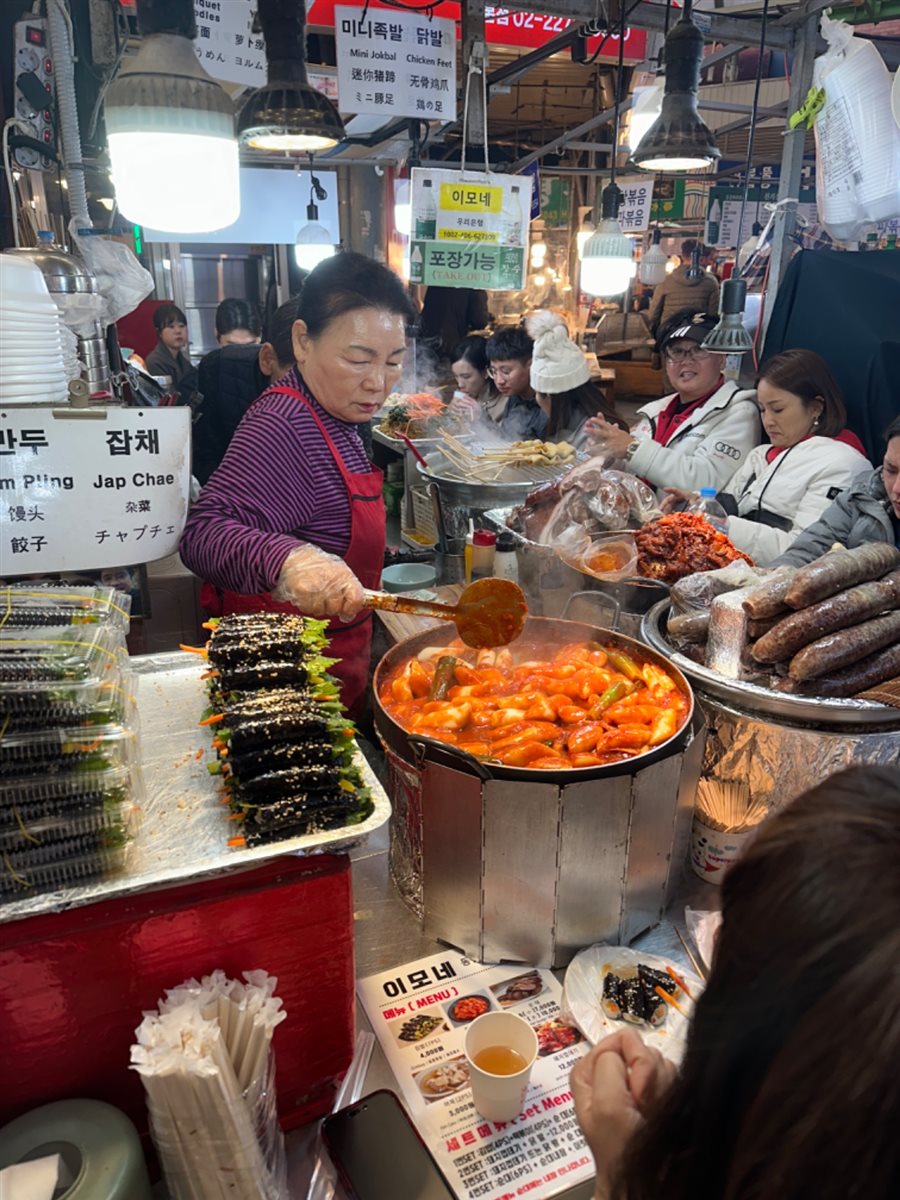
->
[[788, 610, 900, 682], [752, 573, 900, 664], [741, 566, 797, 620], [784, 544, 900, 610], [776, 640, 900, 698]]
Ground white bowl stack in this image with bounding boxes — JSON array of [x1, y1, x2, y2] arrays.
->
[[0, 253, 69, 404]]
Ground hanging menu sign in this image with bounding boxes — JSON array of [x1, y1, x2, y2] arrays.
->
[[358, 950, 595, 1200], [0, 408, 191, 573], [617, 175, 655, 234], [192, 0, 338, 98], [335, 5, 457, 121], [410, 167, 532, 290]]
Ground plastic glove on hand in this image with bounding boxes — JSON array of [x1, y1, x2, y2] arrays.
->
[[273, 544, 366, 621]]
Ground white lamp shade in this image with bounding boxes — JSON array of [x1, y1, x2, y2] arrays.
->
[[580, 220, 636, 297], [576, 222, 595, 260], [109, 129, 239, 233], [639, 242, 668, 285]]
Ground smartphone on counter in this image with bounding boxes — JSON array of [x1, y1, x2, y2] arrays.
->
[[322, 1088, 456, 1200]]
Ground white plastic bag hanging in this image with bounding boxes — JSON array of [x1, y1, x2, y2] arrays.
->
[[70, 221, 154, 325], [813, 15, 900, 240]]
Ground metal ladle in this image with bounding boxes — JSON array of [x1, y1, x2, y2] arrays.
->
[[363, 578, 528, 649]]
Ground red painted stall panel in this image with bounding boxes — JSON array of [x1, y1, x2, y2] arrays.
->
[[0, 854, 355, 1131]]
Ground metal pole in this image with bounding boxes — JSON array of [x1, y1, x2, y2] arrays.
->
[[760, 11, 819, 339], [462, 0, 487, 157]]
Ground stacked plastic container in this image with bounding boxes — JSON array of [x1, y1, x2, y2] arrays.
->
[[0, 587, 141, 899], [0, 254, 69, 404]]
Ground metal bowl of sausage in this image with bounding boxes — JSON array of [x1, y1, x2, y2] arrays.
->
[[641, 600, 900, 730]]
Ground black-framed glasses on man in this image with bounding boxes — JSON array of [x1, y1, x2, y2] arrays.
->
[[665, 345, 712, 363]]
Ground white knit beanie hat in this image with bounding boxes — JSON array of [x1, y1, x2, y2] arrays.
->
[[526, 310, 590, 394]]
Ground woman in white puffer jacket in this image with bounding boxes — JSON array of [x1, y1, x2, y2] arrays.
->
[[663, 349, 872, 565]]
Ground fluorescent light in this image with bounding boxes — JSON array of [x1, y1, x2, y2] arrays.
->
[[579, 184, 635, 297]]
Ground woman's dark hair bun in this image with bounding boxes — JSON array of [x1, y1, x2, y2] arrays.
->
[[298, 251, 416, 337]]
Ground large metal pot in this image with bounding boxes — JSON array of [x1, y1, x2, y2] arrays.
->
[[641, 599, 900, 812], [374, 616, 704, 967]]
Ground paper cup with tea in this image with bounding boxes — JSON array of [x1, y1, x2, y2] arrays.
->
[[464, 1011, 539, 1122]]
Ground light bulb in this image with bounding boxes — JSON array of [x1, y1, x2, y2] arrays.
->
[[639, 240, 668, 285], [665, 257, 678, 273], [295, 241, 336, 270], [576, 222, 595, 259], [394, 178, 411, 237], [105, 32, 240, 233], [580, 219, 636, 297]]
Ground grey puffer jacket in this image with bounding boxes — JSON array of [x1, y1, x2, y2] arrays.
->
[[774, 468, 897, 566]]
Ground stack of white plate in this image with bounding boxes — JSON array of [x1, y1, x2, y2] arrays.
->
[[0, 253, 69, 404]]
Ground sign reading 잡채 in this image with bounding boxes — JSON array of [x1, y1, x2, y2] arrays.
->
[[335, 5, 456, 122], [0, 408, 191, 574], [409, 167, 532, 290]]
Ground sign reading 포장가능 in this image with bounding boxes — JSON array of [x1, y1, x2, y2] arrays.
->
[[0, 408, 191, 574], [409, 167, 532, 290]]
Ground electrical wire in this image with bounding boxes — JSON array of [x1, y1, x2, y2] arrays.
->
[[87, 1, 129, 140], [609, 0, 628, 192], [735, 0, 771, 257], [2, 118, 28, 248], [47, 0, 75, 47]]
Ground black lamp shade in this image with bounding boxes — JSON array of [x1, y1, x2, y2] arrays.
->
[[237, 81, 345, 151], [632, 15, 720, 171]]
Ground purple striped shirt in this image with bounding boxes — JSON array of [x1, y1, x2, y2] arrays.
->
[[179, 368, 371, 595]]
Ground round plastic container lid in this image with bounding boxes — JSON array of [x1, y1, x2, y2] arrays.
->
[[473, 529, 497, 546]]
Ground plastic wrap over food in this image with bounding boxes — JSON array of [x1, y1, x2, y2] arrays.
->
[[538, 464, 661, 547], [700, 696, 900, 809]]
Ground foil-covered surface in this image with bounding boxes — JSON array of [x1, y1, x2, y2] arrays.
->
[[700, 695, 900, 810], [0, 653, 390, 924]]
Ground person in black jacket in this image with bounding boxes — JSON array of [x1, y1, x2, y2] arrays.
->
[[418, 286, 490, 361], [192, 298, 299, 485]]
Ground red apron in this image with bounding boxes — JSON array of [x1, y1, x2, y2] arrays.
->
[[200, 385, 385, 716]]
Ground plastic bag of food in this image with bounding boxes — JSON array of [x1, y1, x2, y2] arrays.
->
[[70, 222, 154, 325], [813, 15, 900, 240], [603, 469, 661, 525], [580, 533, 639, 582], [671, 561, 764, 614]]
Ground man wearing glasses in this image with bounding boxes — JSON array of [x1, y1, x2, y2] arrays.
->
[[485, 327, 549, 441], [585, 310, 760, 493]]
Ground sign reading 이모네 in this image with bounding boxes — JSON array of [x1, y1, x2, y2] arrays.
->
[[409, 168, 533, 290], [0, 408, 191, 574], [335, 5, 456, 122]]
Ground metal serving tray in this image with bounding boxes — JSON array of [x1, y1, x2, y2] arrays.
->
[[0, 652, 391, 923]]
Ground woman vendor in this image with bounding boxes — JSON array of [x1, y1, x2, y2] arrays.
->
[[526, 310, 628, 448], [179, 253, 415, 714], [661, 349, 872, 565], [585, 310, 760, 492]]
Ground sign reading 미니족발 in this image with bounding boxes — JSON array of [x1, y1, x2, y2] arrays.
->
[[335, 5, 456, 122], [0, 409, 191, 574], [409, 168, 533, 291]]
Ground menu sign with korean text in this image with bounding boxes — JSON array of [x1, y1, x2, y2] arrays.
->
[[335, 5, 456, 122], [0, 409, 190, 573], [616, 175, 655, 234], [308, 1, 647, 61], [359, 950, 595, 1200], [192, 0, 338, 98], [410, 167, 532, 290]]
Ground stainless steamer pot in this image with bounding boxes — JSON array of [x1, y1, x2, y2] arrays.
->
[[374, 616, 704, 967]]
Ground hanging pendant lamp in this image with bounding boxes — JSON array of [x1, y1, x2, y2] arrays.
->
[[631, 0, 720, 173], [702, 279, 753, 354], [238, 0, 345, 153], [639, 228, 668, 285], [580, 183, 636, 297], [105, 0, 240, 232]]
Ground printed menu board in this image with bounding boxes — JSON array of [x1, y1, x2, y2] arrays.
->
[[358, 951, 595, 1200]]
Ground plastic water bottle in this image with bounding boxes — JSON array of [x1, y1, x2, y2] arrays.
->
[[689, 487, 729, 534]]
